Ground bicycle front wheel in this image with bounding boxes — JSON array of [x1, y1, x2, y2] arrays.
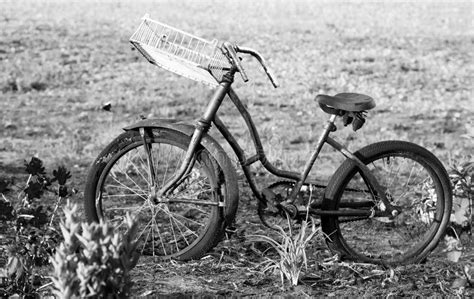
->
[[321, 141, 452, 265], [84, 128, 238, 260]]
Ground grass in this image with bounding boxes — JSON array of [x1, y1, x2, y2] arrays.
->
[[250, 219, 321, 288], [1, 0, 473, 296]]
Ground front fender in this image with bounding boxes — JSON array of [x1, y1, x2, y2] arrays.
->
[[124, 119, 194, 135], [123, 118, 239, 225]]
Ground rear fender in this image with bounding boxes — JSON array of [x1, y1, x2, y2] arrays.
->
[[123, 119, 239, 224]]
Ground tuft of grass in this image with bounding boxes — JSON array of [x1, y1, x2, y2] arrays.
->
[[250, 217, 321, 288]]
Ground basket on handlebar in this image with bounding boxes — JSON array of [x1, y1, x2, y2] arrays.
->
[[130, 14, 231, 88]]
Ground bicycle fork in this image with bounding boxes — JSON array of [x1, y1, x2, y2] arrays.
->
[[147, 75, 234, 198]]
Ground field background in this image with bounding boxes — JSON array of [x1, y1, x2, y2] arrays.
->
[[1, 0, 473, 297]]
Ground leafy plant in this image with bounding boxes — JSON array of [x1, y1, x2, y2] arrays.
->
[[442, 160, 473, 293], [444, 161, 473, 260], [50, 201, 139, 298], [449, 161, 473, 233], [0, 157, 72, 297]]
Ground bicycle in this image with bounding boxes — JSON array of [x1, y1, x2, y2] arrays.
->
[[84, 15, 452, 266]]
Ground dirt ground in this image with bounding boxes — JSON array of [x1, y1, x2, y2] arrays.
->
[[127, 191, 473, 297]]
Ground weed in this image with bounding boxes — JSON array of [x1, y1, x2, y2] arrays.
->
[[0, 157, 72, 297], [449, 160, 473, 233], [250, 217, 321, 288]]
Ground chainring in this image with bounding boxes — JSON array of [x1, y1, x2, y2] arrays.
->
[[258, 181, 324, 230]]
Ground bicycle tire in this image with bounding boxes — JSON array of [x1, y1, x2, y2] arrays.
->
[[84, 128, 239, 260], [321, 141, 452, 265]]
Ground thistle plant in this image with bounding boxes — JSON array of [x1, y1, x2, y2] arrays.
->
[[50, 201, 139, 298]]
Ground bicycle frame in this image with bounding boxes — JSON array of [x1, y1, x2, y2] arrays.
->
[[153, 69, 396, 218]]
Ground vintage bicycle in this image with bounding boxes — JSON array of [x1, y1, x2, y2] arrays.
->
[[84, 15, 452, 265]]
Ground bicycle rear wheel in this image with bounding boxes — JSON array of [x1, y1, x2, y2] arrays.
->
[[321, 141, 452, 265], [84, 128, 238, 260]]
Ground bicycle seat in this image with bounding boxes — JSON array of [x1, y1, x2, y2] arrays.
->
[[317, 93, 375, 114]]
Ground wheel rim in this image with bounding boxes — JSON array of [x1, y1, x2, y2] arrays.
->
[[96, 139, 220, 259], [335, 152, 444, 263]]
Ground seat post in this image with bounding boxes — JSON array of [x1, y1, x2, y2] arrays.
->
[[287, 114, 337, 202]]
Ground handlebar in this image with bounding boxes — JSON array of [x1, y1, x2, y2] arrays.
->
[[222, 42, 279, 88], [235, 46, 279, 88]]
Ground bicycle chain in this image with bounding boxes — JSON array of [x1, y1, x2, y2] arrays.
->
[[258, 180, 375, 226]]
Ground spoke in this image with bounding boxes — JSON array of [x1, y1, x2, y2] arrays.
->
[[169, 210, 206, 227], [151, 206, 156, 257], [147, 202, 162, 256], [403, 160, 416, 189], [111, 164, 148, 199], [170, 214, 193, 246], [165, 198, 218, 206], [386, 159, 402, 190], [393, 226, 424, 243], [106, 203, 148, 211], [108, 175, 148, 200], [159, 206, 199, 238], [161, 145, 182, 189], [396, 162, 425, 203], [141, 222, 153, 254], [136, 218, 153, 241], [382, 157, 390, 188], [160, 144, 175, 188], [120, 153, 148, 187], [126, 149, 150, 186], [168, 214, 181, 252], [103, 183, 145, 194]]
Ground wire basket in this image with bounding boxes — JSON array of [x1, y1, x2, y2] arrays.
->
[[130, 14, 231, 88]]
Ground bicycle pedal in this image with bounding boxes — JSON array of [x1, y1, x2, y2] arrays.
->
[[225, 225, 237, 236]]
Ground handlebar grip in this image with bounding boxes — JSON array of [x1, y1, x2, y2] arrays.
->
[[265, 67, 279, 88], [236, 59, 249, 82], [223, 42, 249, 82], [235, 46, 278, 88]]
